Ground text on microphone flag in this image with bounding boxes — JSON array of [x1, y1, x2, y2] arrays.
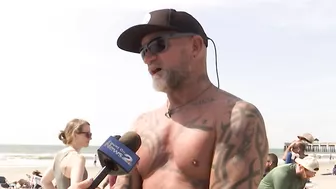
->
[[99, 136, 140, 172]]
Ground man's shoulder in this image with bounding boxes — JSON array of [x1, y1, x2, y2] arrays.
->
[[131, 106, 164, 130], [213, 89, 268, 149], [135, 107, 163, 120], [259, 165, 292, 188], [272, 164, 292, 174], [214, 95, 263, 123], [214, 89, 260, 112], [268, 164, 297, 182]]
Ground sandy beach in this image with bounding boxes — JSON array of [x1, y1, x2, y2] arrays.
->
[[2, 166, 101, 187], [1, 160, 335, 189]]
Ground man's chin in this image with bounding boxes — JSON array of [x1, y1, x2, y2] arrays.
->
[[153, 81, 169, 92]]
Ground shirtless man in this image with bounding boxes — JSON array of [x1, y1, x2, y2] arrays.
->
[[111, 9, 269, 189]]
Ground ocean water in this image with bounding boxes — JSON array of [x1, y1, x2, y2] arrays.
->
[[0, 144, 286, 168], [1, 145, 333, 168], [0, 144, 99, 168]]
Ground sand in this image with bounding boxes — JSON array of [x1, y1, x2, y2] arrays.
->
[[1, 161, 335, 188], [1, 166, 101, 182]]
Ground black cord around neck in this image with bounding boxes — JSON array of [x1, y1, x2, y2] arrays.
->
[[208, 37, 220, 89], [165, 37, 220, 118], [165, 84, 212, 118]]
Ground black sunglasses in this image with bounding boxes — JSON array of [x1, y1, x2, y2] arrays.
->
[[77, 131, 92, 139], [140, 33, 195, 60]]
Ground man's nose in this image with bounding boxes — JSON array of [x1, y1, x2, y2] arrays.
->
[[143, 52, 157, 65]]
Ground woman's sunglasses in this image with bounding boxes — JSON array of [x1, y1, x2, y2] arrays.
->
[[140, 32, 195, 60], [77, 131, 92, 139]]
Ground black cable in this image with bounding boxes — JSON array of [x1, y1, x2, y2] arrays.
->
[[208, 37, 220, 89]]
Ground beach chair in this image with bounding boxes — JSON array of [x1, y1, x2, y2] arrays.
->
[[0, 176, 10, 188], [29, 175, 42, 189]]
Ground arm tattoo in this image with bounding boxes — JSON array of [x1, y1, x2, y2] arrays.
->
[[137, 112, 168, 172], [211, 102, 269, 189], [139, 129, 166, 171], [211, 123, 234, 189], [185, 115, 215, 132]]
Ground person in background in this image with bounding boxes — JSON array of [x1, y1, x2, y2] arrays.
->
[[285, 141, 306, 164], [332, 165, 336, 175], [264, 153, 278, 177], [94, 154, 97, 167], [41, 119, 92, 189], [31, 170, 43, 189], [258, 156, 319, 189], [282, 133, 314, 162]]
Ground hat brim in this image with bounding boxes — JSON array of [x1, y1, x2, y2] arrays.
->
[[295, 158, 318, 172], [117, 24, 178, 53], [297, 135, 313, 143]]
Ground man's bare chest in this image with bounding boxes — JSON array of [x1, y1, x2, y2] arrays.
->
[[136, 114, 218, 178]]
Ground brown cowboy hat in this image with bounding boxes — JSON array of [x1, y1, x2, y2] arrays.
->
[[297, 133, 315, 143]]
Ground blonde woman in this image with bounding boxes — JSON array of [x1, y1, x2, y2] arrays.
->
[[41, 119, 92, 189]]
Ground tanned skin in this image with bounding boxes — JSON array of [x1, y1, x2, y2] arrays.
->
[[112, 32, 269, 189]]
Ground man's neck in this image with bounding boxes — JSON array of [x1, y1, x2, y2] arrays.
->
[[167, 76, 214, 108]]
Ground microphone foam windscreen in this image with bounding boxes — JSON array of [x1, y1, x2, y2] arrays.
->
[[119, 131, 142, 152]]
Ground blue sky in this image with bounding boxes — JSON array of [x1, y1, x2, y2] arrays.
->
[[0, 0, 335, 148]]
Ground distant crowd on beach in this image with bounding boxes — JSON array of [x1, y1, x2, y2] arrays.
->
[[0, 170, 42, 189], [259, 133, 335, 189]]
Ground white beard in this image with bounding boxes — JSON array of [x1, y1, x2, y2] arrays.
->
[[152, 70, 169, 92], [151, 69, 188, 92]]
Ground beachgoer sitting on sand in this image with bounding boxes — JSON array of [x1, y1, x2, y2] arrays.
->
[[30, 170, 42, 189], [258, 156, 319, 189], [9, 181, 17, 188], [41, 119, 92, 189], [17, 178, 31, 188], [0, 176, 11, 188], [264, 153, 278, 177]]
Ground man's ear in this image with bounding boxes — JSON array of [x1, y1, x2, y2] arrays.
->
[[191, 36, 203, 57]]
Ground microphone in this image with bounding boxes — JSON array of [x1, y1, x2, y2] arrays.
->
[[88, 131, 141, 189]]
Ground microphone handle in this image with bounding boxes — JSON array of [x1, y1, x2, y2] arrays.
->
[[88, 166, 110, 189]]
